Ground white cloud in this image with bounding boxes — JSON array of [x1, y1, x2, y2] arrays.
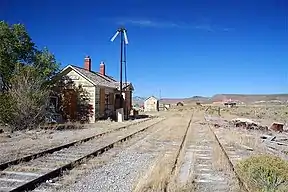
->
[[117, 19, 182, 28], [117, 18, 232, 32]]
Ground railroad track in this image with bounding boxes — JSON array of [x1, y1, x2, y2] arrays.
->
[[204, 114, 250, 192], [163, 112, 194, 192], [0, 118, 152, 171], [163, 111, 249, 191], [0, 117, 165, 192]]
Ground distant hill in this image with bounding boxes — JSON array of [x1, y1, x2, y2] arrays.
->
[[210, 94, 288, 104], [132, 96, 146, 106], [160, 96, 210, 104], [133, 94, 288, 106], [132, 95, 210, 105]]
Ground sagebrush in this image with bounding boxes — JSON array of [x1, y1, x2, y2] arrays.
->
[[236, 155, 288, 192], [0, 66, 50, 131]]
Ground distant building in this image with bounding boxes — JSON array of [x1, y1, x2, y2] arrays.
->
[[224, 100, 237, 108], [144, 96, 159, 112], [164, 104, 171, 110], [176, 102, 184, 106], [159, 103, 170, 111], [213, 98, 237, 107]]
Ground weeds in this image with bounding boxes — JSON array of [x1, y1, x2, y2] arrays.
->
[[236, 155, 288, 192]]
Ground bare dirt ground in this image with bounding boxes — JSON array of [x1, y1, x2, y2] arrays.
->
[[0, 118, 147, 164]]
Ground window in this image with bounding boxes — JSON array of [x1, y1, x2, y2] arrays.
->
[[48, 96, 58, 112]]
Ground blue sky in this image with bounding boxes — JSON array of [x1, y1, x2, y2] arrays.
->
[[1, 0, 287, 98]]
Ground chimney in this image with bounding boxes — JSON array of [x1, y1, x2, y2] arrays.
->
[[100, 61, 105, 75], [84, 56, 91, 71]]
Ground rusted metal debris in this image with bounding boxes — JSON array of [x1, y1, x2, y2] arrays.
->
[[269, 122, 284, 132], [261, 134, 288, 156], [231, 118, 268, 131]]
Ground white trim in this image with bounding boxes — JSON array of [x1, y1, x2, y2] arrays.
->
[[60, 65, 97, 86]]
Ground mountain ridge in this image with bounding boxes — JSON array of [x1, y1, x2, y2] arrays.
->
[[132, 94, 288, 105]]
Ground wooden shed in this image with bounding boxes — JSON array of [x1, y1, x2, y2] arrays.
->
[[144, 96, 159, 112]]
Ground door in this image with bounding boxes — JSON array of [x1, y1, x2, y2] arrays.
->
[[63, 89, 77, 121]]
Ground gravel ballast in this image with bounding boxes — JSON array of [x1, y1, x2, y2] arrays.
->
[[66, 150, 156, 192]]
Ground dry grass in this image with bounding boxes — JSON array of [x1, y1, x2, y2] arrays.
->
[[218, 127, 262, 151], [133, 153, 174, 192], [133, 114, 194, 192], [133, 151, 193, 192], [211, 137, 231, 172], [224, 105, 288, 124]]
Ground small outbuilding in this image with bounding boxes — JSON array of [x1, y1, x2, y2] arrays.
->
[[224, 101, 236, 108], [144, 96, 159, 112], [176, 102, 184, 106]]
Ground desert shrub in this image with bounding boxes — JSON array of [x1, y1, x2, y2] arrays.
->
[[236, 155, 288, 192], [0, 93, 16, 124], [0, 66, 50, 131]]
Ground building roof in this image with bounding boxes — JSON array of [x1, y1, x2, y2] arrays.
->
[[61, 65, 133, 91], [145, 96, 158, 101]]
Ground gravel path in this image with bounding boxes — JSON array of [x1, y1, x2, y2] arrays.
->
[[35, 115, 189, 192], [0, 119, 147, 164]]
